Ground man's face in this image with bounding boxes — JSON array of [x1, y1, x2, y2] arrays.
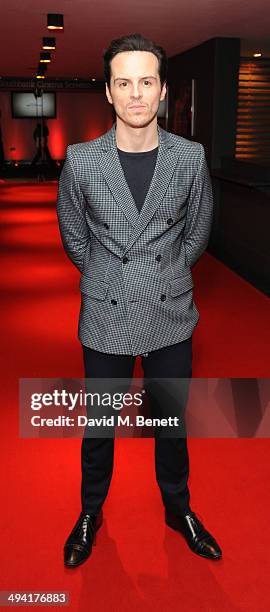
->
[[105, 50, 167, 128]]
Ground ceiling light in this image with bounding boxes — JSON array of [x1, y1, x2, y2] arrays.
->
[[47, 14, 64, 30], [40, 52, 51, 63], [42, 37, 56, 50], [36, 63, 47, 79], [253, 52, 262, 58]]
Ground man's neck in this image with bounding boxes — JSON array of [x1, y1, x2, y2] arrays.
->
[[115, 119, 159, 153]]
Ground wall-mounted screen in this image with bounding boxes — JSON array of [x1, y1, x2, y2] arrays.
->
[[11, 92, 56, 118]]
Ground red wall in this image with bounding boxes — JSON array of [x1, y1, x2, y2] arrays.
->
[[0, 91, 113, 161]]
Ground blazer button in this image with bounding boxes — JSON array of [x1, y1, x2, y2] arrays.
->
[[156, 254, 161, 262], [160, 294, 166, 301], [123, 256, 129, 264], [167, 218, 173, 225], [111, 299, 117, 305], [104, 223, 109, 229]]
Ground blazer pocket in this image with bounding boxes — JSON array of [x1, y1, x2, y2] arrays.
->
[[169, 273, 194, 297], [163, 185, 189, 201], [163, 192, 187, 201], [80, 276, 109, 300]]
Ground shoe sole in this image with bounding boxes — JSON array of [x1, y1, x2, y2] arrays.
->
[[165, 519, 222, 560], [64, 517, 103, 568]]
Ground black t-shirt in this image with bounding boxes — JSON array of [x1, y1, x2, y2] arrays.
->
[[117, 147, 158, 212]]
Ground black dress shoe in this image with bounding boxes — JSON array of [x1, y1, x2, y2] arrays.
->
[[165, 509, 222, 560], [64, 511, 103, 567]]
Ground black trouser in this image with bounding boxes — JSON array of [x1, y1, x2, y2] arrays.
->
[[81, 337, 192, 517]]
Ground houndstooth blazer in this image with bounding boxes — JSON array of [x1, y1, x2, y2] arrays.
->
[[56, 123, 213, 356]]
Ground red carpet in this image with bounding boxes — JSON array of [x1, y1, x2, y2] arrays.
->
[[1, 180, 270, 611]]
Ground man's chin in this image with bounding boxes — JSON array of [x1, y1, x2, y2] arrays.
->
[[119, 115, 156, 129]]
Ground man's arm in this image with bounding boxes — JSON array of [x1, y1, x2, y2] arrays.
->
[[56, 145, 90, 273], [183, 144, 213, 269]]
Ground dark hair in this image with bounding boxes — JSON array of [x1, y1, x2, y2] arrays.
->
[[103, 33, 167, 88]]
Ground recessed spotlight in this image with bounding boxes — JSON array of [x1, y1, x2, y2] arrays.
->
[[40, 52, 51, 63], [35, 62, 47, 79], [47, 14, 64, 30], [43, 37, 56, 50]]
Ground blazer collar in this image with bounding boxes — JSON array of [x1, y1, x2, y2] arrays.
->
[[98, 122, 180, 255]]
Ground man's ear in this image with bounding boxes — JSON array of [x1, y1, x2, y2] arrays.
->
[[160, 81, 167, 102], [105, 82, 113, 104]]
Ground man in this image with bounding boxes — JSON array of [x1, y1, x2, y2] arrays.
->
[[57, 33, 222, 567], [31, 120, 55, 167], [0, 110, 4, 170]]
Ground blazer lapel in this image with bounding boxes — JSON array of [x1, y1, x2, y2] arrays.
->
[[98, 123, 181, 254], [98, 126, 139, 227]]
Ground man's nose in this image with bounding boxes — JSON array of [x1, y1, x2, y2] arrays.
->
[[130, 83, 142, 98]]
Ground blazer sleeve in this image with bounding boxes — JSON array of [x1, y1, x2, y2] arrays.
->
[[183, 144, 213, 269], [56, 145, 90, 273]]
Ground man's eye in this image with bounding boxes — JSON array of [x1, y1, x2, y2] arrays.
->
[[143, 80, 151, 86], [119, 82, 128, 87]]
